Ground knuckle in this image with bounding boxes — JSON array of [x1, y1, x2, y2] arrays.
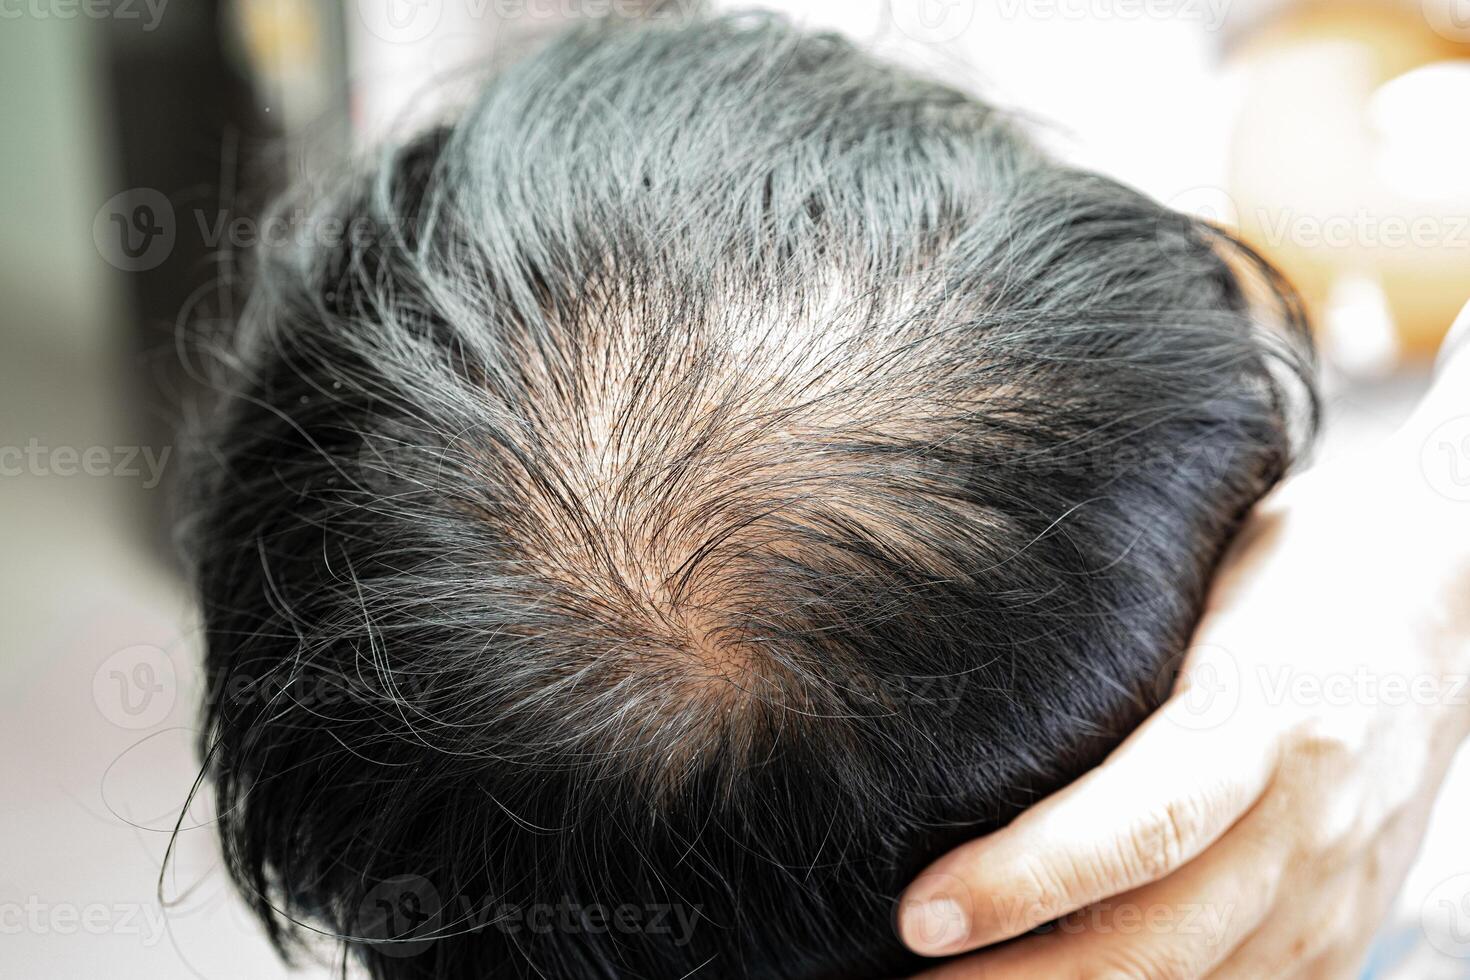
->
[[1280, 913, 1338, 966], [1013, 851, 1076, 921], [1124, 799, 1197, 881]]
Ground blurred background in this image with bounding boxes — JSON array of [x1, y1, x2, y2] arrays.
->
[[2, 0, 1468, 976]]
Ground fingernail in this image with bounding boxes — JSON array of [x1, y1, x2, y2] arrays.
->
[[900, 896, 970, 954]]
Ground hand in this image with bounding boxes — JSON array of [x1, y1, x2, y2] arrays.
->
[[897, 348, 1470, 979]]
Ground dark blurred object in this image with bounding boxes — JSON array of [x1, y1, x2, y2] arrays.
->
[[97, 0, 347, 553]]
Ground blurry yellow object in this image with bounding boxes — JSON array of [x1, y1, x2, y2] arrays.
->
[[1229, 1, 1470, 365], [227, 0, 329, 129], [234, 0, 320, 67]]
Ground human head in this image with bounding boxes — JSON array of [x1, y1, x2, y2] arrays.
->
[[184, 13, 1315, 979]]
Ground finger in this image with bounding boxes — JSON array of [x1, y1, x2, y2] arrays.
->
[[1201, 895, 1351, 980], [899, 656, 1280, 956], [1206, 818, 1416, 980], [908, 796, 1288, 980]]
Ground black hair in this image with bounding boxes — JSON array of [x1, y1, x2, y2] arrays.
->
[[181, 12, 1316, 980]]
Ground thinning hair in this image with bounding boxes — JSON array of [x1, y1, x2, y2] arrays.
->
[[183, 12, 1315, 980]]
